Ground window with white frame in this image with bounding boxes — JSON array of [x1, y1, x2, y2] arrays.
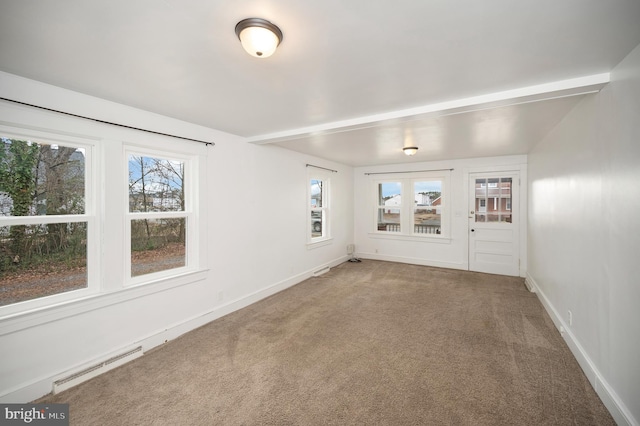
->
[[376, 181, 402, 232], [413, 180, 443, 236], [373, 173, 449, 238], [0, 133, 97, 309], [308, 173, 330, 243], [0, 119, 203, 317], [127, 150, 194, 282]]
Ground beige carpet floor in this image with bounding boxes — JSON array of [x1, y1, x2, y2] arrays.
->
[[38, 260, 614, 425]]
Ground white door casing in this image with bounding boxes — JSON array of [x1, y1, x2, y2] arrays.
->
[[469, 172, 520, 276]]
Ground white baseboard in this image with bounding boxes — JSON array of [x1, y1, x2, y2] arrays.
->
[[0, 255, 349, 403], [357, 252, 466, 271], [526, 273, 637, 426]]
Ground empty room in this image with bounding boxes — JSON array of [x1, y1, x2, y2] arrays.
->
[[1, 1, 639, 425]]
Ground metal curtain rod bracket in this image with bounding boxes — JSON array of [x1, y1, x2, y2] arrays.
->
[[306, 164, 338, 173], [364, 168, 453, 175], [0, 97, 215, 146]]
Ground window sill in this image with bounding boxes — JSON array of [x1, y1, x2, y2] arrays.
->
[[306, 237, 334, 249], [367, 232, 452, 244], [0, 269, 209, 336]]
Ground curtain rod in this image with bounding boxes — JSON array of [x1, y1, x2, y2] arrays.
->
[[0, 97, 215, 146], [306, 164, 338, 173], [365, 168, 453, 175]]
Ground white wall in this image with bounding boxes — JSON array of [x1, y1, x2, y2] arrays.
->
[[354, 156, 527, 275], [527, 42, 640, 425], [0, 72, 354, 402]]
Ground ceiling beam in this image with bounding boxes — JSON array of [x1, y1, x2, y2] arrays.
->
[[247, 73, 609, 145]]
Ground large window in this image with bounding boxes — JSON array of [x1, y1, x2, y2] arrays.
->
[[0, 134, 95, 308], [373, 173, 449, 239], [308, 171, 331, 244], [0, 121, 202, 317]]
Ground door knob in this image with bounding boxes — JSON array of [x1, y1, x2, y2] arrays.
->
[[471, 229, 475, 232]]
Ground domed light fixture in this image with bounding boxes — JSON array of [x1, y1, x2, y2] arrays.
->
[[235, 18, 283, 58], [403, 146, 419, 156]]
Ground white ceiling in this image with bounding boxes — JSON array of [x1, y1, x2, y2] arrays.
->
[[1, 1, 639, 166]]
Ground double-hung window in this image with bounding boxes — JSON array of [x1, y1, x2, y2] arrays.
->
[[126, 149, 195, 283], [0, 112, 203, 319], [308, 171, 331, 244], [0, 131, 98, 313], [373, 172, 449, 239], [376, 182, 402, 232]]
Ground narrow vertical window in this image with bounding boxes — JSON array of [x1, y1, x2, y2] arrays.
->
[[310, 178, 330, 241], [413, 180, 442, 235], [377, 182, 401, 232]]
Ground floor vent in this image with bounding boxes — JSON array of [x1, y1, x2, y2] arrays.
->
[[53, 346, 143, 394], [313, 266, 330, 277]]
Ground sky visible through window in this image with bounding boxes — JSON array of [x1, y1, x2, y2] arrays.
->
[[380, 181, 441, 197]]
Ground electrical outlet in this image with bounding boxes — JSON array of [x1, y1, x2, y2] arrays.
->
[[568, 310, 573, 327], [375, 248, 378, 254], [218, 291, 224, 302]]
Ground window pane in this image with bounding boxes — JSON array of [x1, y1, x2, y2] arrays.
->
[[131, 218, 186, 277], [1, 138, 85, 216], [310, 179, 323, 208], [311, 210, 322, 237], [129, 155, 184, 213], [377, 207, 400, 232], [0, 222, 87, 306], [499, 178, 513, 222], [378, 182, 401, 206], [414, 208, 441, 234], [414, 180, 442, 234], [475, 179, 487, 222]]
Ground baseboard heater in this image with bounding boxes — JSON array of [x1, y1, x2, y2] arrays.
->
[[313, 266, 330, 277], [52, 346, 143, 394]]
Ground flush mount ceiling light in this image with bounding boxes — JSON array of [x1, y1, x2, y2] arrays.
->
[[403, 147, 419, 156], [235, 18, 283, 58]]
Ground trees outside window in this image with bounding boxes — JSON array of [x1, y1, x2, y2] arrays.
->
[[127, 153, 191, 280], [0, 137, 90, 307]]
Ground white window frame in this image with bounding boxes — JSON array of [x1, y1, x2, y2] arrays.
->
[[412, 178, 445, 237], [0, 105, 206, 323], [307, 170, 332, 246], [124, 146, 198, 286], [375, 180, 402, 233], [371, 172, 450, 241], [0, 126, 100, 318]]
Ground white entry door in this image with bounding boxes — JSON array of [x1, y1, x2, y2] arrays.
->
[[468, 172, 519, 276]]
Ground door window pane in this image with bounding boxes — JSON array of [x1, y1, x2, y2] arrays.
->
[[475, 177, 512, 223], [475, 179, 487, 222]]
